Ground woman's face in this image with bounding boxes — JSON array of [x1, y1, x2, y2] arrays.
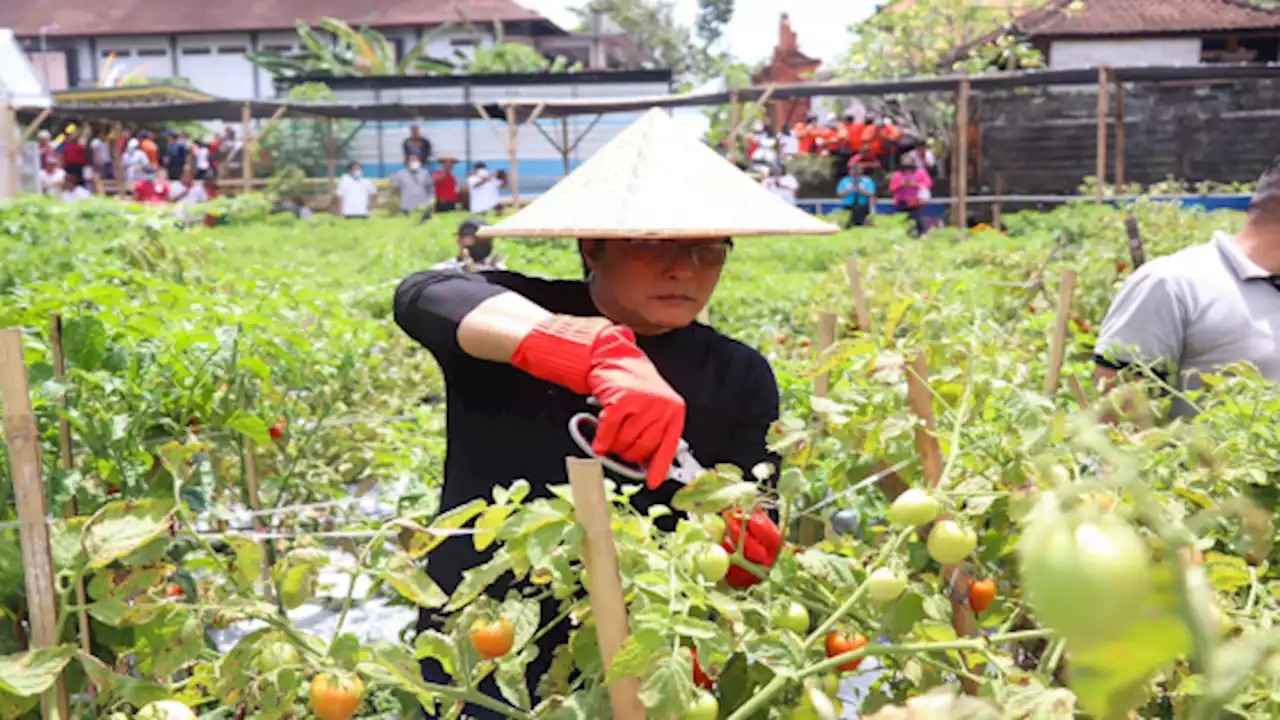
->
[[583, 238, 728, 335]]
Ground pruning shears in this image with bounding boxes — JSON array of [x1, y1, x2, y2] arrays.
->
[[568, 410, 705, 486]]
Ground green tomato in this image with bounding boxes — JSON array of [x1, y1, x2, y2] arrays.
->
[[821, 673, 841, 700], [698, 544, 731, 583], [257, 641, 300, 672], [1018, 498, 1153, 646], [866, 567, 907, 602], [685, 690, 719, 720], [136, 701, 197, 720], [772, 600, 810, 634], [927, 520, 977, 564], [792, 683, 839, 720], [706, 516, 726, 544], [890, 489, 940, 527]]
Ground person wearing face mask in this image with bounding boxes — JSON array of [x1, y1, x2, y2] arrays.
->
[[131, 165, 170, 204], [391, 156, 436, 222], [336, 161, 379, 219]]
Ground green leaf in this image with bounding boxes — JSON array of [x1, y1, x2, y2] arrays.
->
[[0, 645, 77, 697], [83, 499, 175, 569], [414, 630, 458, 678], [362, 643, 440, 708], [882, 591, 928, 639], [638, 651, 693, 718], [670, 615, 720, 640], [274, 548, 329, 610], [671, 471, 760, 515], [223, 534, 265, 589], [225, 411, 273, 447], [407, 499, 487, 557], [744, 633, 806, 676], [445, 550, 513, 612], [1204, 552, 1252, 593], [238, 356, 272, 381], [382, 552, 447, 608], [605, 628, 665, 684], [496, 652, 532, 710], [474, 504, 517, 552], [1202, 629, 1280, 709], [80, 652, 172, 707]]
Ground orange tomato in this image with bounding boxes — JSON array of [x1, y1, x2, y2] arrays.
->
[[469, 618, 515, 659], [969, 578, 997, 613], [825, 631, 868, 672], [309, 673, 364, 720]]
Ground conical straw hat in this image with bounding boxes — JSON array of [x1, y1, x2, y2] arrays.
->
[[477, 107, 839, 239]]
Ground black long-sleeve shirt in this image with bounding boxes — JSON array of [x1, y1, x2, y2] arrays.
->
[[392, 268, 781, 593]]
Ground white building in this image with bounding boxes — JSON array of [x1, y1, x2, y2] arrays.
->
[[1016, 0, 1280, 69], [0, 28, 52, 199], [0, 0, 567, 100]]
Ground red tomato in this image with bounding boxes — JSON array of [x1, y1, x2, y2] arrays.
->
[[269, 417, 287, 440], [164, 584, 186, 598], [825, 631, 868, 672], [969, 578, 996, 613], [1116, 262, 1129, 273], [469, 618, 515, 659]]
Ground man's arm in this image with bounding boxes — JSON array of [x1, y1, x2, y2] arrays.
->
[[1092, 267, 1185, 417]]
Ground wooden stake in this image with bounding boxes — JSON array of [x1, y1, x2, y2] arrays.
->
[[992, 173, 1004, 232], [0, 329, 71, 719], [1095, 67, 1109, 203], [49, 315, 91, 656], [1124, 211, 1146, 269], [560, 116, 571, 176], [1114, 74, 1125, 189], [1068, 374, 1091, 407], [241, 103, 253, 195], [505, 104, 521, 209], [565, 458, 645, 720], [905, 353, 979, 695], [1043, 268, 1079, 397], [843, 259, 872, 334], [954, 79, 971, 227], [813, 312, 838, 398], [325, 118, 336, 192], [0, 94, 16, 200]]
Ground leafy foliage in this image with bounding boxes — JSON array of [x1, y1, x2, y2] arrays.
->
[[245, 17, 456, 78]]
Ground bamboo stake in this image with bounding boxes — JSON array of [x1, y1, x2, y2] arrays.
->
[[813, 312, 838, 398], [565, 458, 645, 720], [325, 118, 336, 192], [1043, 269, 1079, 397], [1124, 211, 1147, 269], [906, 353, 979, 695], [992, 173, 1004, 232], [1095, 67, 1109, 203], [1114, 74, 1126, 189], [1, 95, 16, 200], [954, 79, 971, 227], [49, 315, 91, 656], [0, 329, 71, 719], [843, 259, 872, 333], [1068, 374, 1091, 407], [241, 103, 253, 195], [560, 116, 571, 176], [240, 399, 273, 599], [505, 104, 521, 209]]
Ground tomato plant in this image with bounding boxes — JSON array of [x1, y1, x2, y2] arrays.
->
[[968, 577, 996, 613]]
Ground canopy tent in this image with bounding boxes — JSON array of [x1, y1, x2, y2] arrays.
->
[[1, 28, 52, 199]]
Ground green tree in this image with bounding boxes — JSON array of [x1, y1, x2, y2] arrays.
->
[[695, 0, 735, 50], [455, 21, 583, 74], [572, 0, 716, 81], [246, 18, 456, 78], [256, 83, 355, 182]]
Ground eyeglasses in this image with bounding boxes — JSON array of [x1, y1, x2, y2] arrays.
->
[[619, 239, 735, 267]]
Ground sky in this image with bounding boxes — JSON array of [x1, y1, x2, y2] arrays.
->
[[514, 0, 881, 66]]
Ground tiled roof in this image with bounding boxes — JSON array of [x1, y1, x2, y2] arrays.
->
[[1019, 0, 1280, 37], [1, 0, 549, 38]]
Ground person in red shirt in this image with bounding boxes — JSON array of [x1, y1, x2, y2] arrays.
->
[[61, 129, 90, 186], [131, 166, 170, 204], [434, 154, 461, 212]]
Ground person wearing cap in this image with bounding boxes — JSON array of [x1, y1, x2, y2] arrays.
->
[[1094, 156, 1280, 418], [432, 218, 505, 272], [433, 155, 460, 212], [393, 107, 836, 717]]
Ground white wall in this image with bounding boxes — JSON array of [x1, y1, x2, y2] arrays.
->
[[175, 33, 259, 100], [1049, 38, 1202, 69]]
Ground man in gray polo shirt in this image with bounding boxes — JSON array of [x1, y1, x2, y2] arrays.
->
[[1094, 157, 1280, 417], [390, 156, 435, 222]]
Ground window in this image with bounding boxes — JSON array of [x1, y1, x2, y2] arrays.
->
[[181, 47, 212, 55], [101, 49, 127, 58], [450, 38, 478, 48], [136, 48, 167, 57], [218, 45, 248, 54], [262, 44, 294, 53]]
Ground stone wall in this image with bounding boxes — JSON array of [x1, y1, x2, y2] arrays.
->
[[972, 78, 1280, 196]]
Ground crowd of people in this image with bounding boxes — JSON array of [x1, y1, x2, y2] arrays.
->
[[724, 109, 942, 235], [33, 123, 241, 210]]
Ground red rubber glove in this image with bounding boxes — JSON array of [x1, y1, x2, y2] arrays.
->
[[511, 315, 686, 489], [721, 509, 782, 588]]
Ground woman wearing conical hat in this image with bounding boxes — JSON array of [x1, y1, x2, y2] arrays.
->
[[393, 108, 837, 716]]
